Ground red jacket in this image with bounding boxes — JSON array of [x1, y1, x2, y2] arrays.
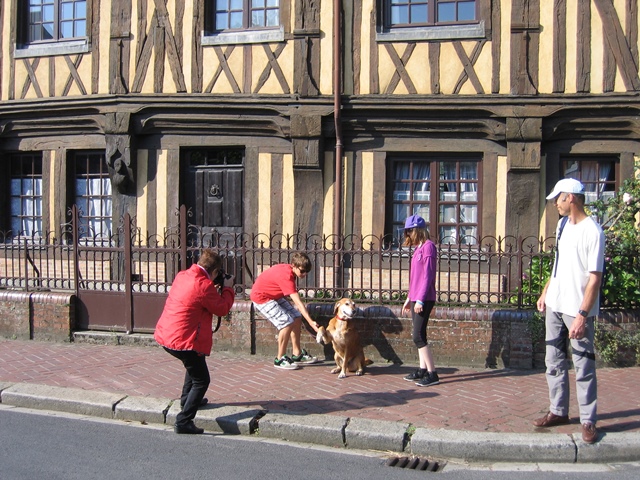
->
[[154, 264, 234, 355]]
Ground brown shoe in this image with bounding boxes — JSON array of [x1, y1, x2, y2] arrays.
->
[[533, 411, 570, 427], [582, 423, 598, 444]]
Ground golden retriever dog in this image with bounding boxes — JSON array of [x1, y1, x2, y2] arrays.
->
[[316, 298, 372, 378]]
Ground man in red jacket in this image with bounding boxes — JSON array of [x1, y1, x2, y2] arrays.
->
[[154, 249, 235, 434]]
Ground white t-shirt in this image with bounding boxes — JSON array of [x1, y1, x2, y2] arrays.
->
[[545, 216, 605, 317]]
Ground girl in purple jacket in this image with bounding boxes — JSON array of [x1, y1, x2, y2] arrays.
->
[[401, 215, 439, 387]]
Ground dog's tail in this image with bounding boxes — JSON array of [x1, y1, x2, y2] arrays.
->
[[364, 358, 373, 366]]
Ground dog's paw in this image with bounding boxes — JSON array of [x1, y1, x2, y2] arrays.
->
[[355, 370, 363, 376], [338, 372, 347, 379], [330, 367, 340, 374], [316, 331, 324, 344]]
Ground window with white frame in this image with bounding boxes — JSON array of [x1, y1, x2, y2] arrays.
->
[[23, 0, 87, 44], [74, 152, 112, 240], [389, 156, 480, 245], [10, 154, 43, 237], [209, 0, 280, 32], [384, 0, 477, 28]]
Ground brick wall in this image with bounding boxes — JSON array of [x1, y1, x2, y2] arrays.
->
[[0, 291, 75, 342], [215, 301, 538, 369], [0, 292, 31, 340], [30, 292, 76, 342]]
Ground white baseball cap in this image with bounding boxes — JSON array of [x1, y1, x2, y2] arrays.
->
[[545, 178, 585, 200]]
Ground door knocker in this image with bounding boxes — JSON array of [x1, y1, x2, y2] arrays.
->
[[209, 184, 222, 198]]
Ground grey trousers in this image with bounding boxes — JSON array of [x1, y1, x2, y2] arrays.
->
[[544, 310, 598, 425]]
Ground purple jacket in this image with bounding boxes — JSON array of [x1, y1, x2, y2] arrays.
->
[[408, 240, 437, 303]]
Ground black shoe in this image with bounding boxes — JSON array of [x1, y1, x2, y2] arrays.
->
[[174, 421, 204, 434], [404, 368, 427, 381], [416, 372, 440, 387], [180, 397, 209, 409]]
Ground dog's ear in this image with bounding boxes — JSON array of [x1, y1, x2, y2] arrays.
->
[[333, 300, 341, 315]]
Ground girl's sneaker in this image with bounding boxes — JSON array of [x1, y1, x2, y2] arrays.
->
[[274, 355, 300, 370], [291, 349, 319, 364], [416, 372, 440, 387]]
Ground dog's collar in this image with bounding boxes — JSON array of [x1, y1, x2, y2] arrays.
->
[[336, 313, 351, 321]]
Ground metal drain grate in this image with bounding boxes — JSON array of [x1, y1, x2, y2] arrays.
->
[[386, 456, 443, 472]]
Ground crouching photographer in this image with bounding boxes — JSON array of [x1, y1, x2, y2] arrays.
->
[[154, 248, 235, 434]]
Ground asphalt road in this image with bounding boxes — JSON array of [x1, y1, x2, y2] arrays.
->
[[1, 406, 639, 480]]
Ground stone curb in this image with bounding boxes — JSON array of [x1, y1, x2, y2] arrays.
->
[[1, 382, 126, 419], [1, 381, 639, 464]]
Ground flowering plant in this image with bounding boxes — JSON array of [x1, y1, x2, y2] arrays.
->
[[589, 170, 640, 308]]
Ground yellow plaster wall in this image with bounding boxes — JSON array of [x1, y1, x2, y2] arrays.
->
[[258, 153, 272, 236], [282, 153, 294, 236], [360, 151, 374, 237], [251, 42, 294, 94], [500, 0, 512, 94], [565, 0, 578, 94], [1, 5, 11, 100], [98, 0, 111, 94], [183, 1, 194, 91], [539, 4, 554, 94], [320, 0, 334, 95], [495, 155, 507, 240], [49, 150, 60, 230], [156, 150, 168, 236], [359, 0, 374, 95], [323, 152, 335, 237], [343, 152, 354, 237], [136, 150, 149, 240], [613, 0, 626, 92], [591, 0, 605, 94]]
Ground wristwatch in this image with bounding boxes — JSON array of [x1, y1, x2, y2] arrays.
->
[[578, 309, 589, 317]]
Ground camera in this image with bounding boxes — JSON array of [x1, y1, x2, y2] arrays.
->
[[213, 270, 232, 286]]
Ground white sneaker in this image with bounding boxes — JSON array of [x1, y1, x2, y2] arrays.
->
[[291, 349, 319, 365], [274, 355, 300, 370]]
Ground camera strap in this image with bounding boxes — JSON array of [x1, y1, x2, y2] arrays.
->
[[213, 316, 222, 333]]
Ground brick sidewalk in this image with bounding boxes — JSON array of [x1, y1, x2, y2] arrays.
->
[[1, 339, 639, 435]]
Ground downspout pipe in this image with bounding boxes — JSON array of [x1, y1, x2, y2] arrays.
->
[[333, 0, 343, 289], [333, 0, 343, 241]]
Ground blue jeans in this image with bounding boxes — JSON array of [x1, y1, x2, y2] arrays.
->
[[544, 310, 597, 424], [164, 348, 210, 427]]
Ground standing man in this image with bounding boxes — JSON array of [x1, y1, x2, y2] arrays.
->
[[534, 178, 605, 444]]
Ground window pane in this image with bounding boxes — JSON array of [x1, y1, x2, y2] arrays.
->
[[252, 0, 264, 7], [266, 9, 279, 26], [61, 3, 73, 20], [43, 5, 55, 22], [42, 23, 54, 39], [411, 4, 428, 23], [230, 11, 243, 29], [458, 1, 476, 21], [438, 2, 455, 22], [267, 0, 279, 6], [391, 6, 408, 25], [75, 2, 87, 18], [216, 13, 229, 30], [74, 20, 86, 36], [252, 11, 265, 27], [230, 0, 243, 9], [60, 21, 73, 38]]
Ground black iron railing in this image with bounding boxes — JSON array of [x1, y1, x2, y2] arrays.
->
[[0, 205, 572, 309]]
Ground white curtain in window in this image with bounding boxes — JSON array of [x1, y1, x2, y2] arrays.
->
[[78, 177, 112, 238], [10, 178, 42, 236]]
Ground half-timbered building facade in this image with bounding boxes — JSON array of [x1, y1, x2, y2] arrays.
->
[[1, 0, 638, 247]]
